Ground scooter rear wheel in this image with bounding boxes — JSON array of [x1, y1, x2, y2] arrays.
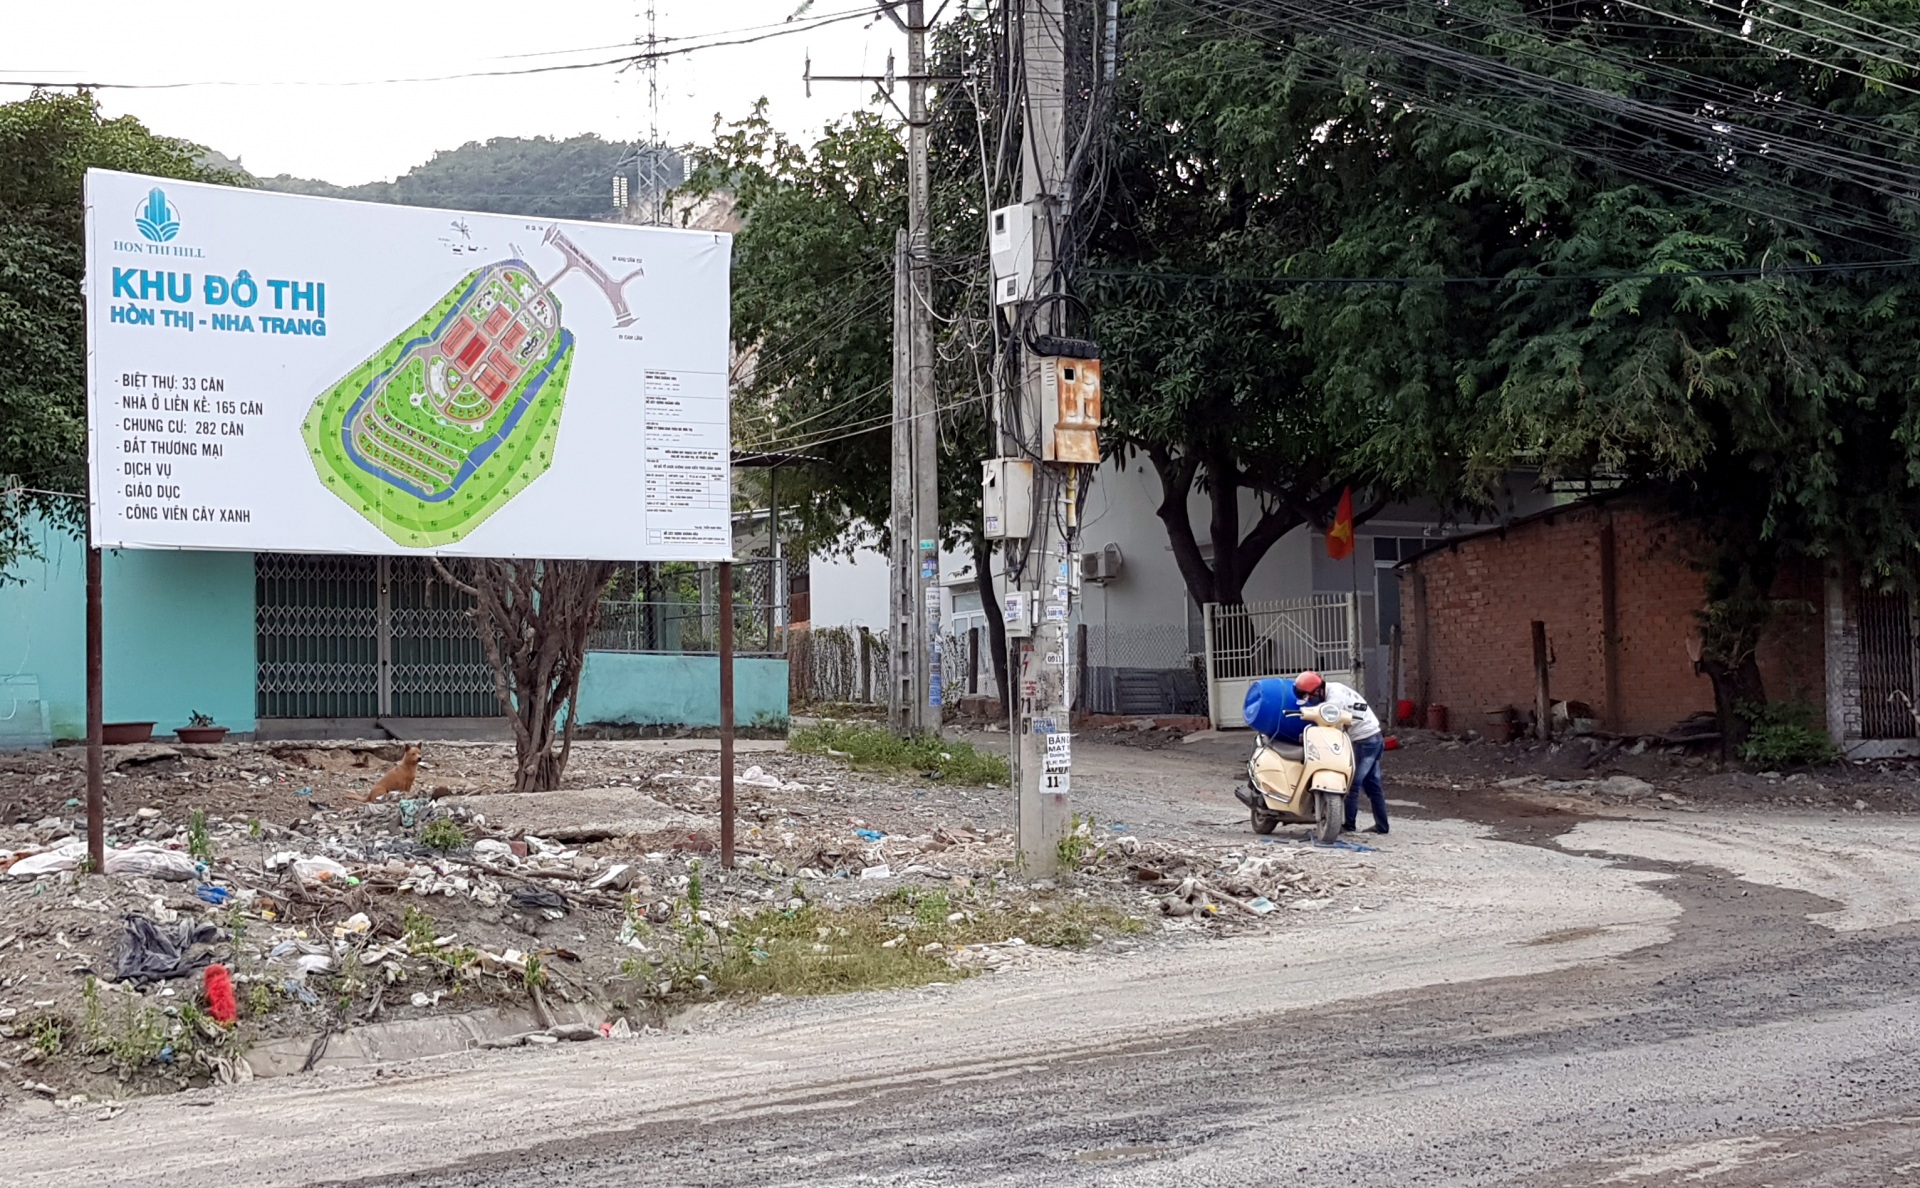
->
[[1312, 790, 1344, 845]]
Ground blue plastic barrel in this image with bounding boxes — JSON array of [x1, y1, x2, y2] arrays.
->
[[1243, 677, 1302, 738]]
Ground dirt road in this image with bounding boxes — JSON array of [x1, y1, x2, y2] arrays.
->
[[7, 737, 1920, 1186]]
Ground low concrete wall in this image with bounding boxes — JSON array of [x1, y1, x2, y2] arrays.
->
[[576, 652, 789, 735], [0, 517, 257, 740]]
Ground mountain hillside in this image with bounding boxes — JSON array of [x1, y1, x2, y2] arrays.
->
[[257, 134, 683, 220]]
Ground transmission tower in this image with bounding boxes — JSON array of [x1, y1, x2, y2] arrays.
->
[[640, 1, 668, 225]]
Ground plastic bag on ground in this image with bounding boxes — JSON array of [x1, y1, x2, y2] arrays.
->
[[106, 845, 198, 882], [291, 856, 350, 885], [111, 914, 219, 985], [6, 841, 86, 878]]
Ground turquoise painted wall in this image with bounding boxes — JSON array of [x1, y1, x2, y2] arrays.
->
[[0, 519, 256, 740], [577, 652, 789, 730]]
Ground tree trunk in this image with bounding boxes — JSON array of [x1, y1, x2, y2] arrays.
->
[[1702, 655, 1767, 758], [1147, 445, 1307, 611], [435, 558, 617, 793], [1148, 446, 1217, 610], [973, 532, 1010, 717], [1207, 448, 1246, 605]]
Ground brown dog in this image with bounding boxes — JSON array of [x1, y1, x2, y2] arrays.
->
[[352, 745, 421, 803]]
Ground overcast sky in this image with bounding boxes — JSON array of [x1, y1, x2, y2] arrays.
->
[[5, 1, 902, 183]]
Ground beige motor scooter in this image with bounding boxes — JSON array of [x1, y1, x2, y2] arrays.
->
[[1233, 702, 1356, 844]]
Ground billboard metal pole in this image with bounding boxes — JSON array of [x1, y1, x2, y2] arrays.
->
[[719, 559, 736, 868], [85, 544, 104, 873]]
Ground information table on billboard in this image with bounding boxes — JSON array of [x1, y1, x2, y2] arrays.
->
[[84, 170, 733, 560]]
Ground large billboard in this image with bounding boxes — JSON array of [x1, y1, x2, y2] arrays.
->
[[84, 170, 732, 560]]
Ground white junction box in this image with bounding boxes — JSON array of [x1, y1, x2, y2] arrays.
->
[[1003, 591, 1034, 637], [982, 457, 1035, 539], [990, 203, 1035, 306]]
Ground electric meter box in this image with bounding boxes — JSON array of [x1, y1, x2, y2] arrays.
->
[[981, 457, 1034, 540], [1039, 356, 1103, 463], [990, 203, 1035, 306]]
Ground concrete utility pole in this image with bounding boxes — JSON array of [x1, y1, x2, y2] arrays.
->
[[810, 4, 941, 734], [892, 0, 942, 737], [1012, 0, 1073, 873]]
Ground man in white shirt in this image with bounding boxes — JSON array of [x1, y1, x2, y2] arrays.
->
[[1294, 671, 1388, 835]]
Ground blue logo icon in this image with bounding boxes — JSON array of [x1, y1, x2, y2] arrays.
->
[[135, 188, 180, 243]]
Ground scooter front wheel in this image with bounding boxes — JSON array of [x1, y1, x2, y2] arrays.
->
[[1313, 790, 1344, 845], [1250, 802, 1281, 835]]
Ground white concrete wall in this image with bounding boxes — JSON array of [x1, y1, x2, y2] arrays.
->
[[806, 546, 890, 629]]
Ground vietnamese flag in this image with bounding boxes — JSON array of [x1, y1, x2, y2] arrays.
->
[[1326, 487, 1355, 560]]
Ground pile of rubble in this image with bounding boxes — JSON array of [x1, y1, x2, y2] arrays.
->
[[0, 739, 1369, 1102]]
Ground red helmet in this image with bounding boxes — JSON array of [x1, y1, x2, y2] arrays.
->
[[1294, 671, 1325, 698]]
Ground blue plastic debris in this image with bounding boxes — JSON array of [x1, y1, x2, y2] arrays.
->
[[853, 829, 887, 842], [195, 886, 232, 906]]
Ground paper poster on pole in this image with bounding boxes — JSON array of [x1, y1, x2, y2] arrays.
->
[[83, 170, 732, 560]]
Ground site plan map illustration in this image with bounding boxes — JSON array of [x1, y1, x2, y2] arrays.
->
[[303, 225, 641, 546]]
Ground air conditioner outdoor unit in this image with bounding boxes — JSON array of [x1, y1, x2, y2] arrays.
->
[[1078, 543, 1124, 584]]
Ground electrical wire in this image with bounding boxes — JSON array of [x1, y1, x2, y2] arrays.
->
[[1081, 257, 1920, 288], [0, 8, 883, 91]]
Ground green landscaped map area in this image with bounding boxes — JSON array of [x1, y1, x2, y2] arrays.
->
[[303, 260, 575, 547]]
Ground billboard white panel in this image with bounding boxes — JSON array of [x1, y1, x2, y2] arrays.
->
[[84, 170, 733, 560]]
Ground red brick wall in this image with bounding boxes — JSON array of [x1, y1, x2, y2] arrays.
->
[[1400, 498, 1825, 737]]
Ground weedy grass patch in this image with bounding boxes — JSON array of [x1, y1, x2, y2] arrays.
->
[[791, 720, 1010, 785], [626, 884, 1144, 1001]]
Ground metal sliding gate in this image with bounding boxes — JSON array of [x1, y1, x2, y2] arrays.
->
[[256, 554, 496, 720], [1203, 594, 1361, 730], [1857, 590, 1918, 741]]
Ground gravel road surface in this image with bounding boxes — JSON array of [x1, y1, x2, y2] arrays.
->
[[6, 737, 1918, 1187]]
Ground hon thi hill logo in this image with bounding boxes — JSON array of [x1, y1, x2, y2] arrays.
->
[[135, 188, 180, 243]]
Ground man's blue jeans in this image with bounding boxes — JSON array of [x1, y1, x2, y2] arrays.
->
[[1344, 734, 1388, 831]]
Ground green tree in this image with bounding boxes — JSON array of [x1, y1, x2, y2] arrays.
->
[[1142, 0, 1920, 741], [688, 18, 1010, 706], [0, 91, 242, 576]]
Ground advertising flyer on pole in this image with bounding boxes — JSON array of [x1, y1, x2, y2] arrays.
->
[[84, 169, 733, 560]]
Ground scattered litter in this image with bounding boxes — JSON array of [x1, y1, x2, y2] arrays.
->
[[111, 915, 219, 985], [103, 845, 201, 881], [195, 885, 233, 906], [291, 856, 351, 885], [508, 886, 570, 917], [203, 964, 238, 1025], [7, 842, 85, 878], [853, 829, 887, 842], [860, 864, 893, 880]]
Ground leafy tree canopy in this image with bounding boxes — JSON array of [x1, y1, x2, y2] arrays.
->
[[1132, 0, 1920, 731], [0, 91, 242, 576]]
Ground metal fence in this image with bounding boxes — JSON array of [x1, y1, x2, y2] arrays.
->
[[790, 625, 891, 704], [1857, 590, 1917, 739], [590, 559, 788, 656], [1079, 622, 1203, 716]]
